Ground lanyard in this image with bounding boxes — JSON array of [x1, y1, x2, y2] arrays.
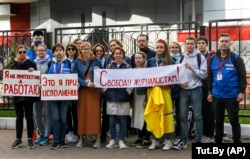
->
[[218, 53, 231, 71], [53, 62, 64, 74]]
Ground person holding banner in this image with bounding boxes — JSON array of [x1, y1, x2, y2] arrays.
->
[[33, 44, 52, 146], [130, 51, 151, 149], [105, 46, 133, 149], [173, 36, 207, 150], [73, 41, 103, 149], [144, 39, 175, 151], [11, 45, 37, 149], [48, 44, 72, 150]]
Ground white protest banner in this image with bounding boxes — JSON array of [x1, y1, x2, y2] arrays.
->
[[41, 74, 78, 100], [94, 63, 188, 88], [2, 69, 40, 96]]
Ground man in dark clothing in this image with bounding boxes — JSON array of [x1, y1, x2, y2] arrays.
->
[[130, 34, 156, 68], [207, 33, 246, 143]]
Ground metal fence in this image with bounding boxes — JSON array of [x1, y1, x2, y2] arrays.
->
[[54, 21, 199, 57]]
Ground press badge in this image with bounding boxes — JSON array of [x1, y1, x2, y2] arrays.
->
[[217, 72, 222, 80]]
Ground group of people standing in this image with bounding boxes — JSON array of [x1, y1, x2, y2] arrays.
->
[[10, 30, 246, 152]]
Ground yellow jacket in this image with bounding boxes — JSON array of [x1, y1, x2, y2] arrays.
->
[[144, 86, 174, 138]]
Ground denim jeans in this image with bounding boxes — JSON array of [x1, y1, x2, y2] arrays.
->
[[14, 101, 34, 139], [50, 101, 69, 143], [33, 101, 52, 137], [179, 86, 203, 142], [212, 97, 241, 143], [109, 115, 127, 141]]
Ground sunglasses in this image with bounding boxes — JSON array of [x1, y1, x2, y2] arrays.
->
[[18, 51, 26, 54], [67, 48, 76, 51]]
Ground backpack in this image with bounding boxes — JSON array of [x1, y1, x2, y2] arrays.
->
[[209, 52, 238, 71], [180, 53, 201, 69]]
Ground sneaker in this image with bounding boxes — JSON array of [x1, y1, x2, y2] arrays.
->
[[131, 138, 143, 146], [51, 142, 60, 150], [172, 140, 187, 150], [136, 140, 151, 149], [162, 140, 172, 151], [106, 139, 117, 149], [148, 139, 159, 150], [12, 139, 22, 149], [201, 136, 215, 143], [76, 140, 85, 148], [173, 138, 181, 146], [93, 140, 101, 148], [119, 140, 127, 149], [60, 141, 68, 148], [34, 136, 44, 144], [39, 138, 49, 146], [70, 134, 79, 143], [27, 139, 35, 149], [66, 132, 73, 142]]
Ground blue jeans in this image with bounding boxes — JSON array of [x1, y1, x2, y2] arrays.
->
[[179, 87, 203, 142], [33, 101, 52, 137], [50, 101, 69, 143], [109, 115, 127, 141]]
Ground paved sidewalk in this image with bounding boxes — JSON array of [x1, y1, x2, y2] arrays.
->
[[1, 130, 193, 159]]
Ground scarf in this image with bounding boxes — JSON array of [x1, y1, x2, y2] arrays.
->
[[155, 53, 166, 66], [35, 55, 50, 64]]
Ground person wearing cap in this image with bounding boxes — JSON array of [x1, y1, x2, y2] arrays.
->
[[27, 30, 53, 61]]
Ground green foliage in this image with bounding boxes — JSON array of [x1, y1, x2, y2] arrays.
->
[[0, 110, 16, 117], [225, 109, 250, 124], [5, 42, 17, 69]]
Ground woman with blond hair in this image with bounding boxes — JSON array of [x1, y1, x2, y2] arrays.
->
[[73, 41, 103, 148]]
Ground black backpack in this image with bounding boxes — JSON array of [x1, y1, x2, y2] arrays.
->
[[179, 53, 201, 69]]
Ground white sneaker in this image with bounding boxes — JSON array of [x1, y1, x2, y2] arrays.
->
[[71, 134, 78, 143], [162, 140, 172, 151], [119, 140, 127, 149], [93, 140, 101, 149], [75, 140, 85, 148], [66, 132, 73, 142], [148, 139, 159, 150], [106, 140, 117, 149]]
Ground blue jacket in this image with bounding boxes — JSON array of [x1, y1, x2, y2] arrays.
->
[[105, 61, 131, 102], [47, 57, 71, 74], [27, 47, 53, 62], [208, 52, 246, 98], [73, 56, 102, 87]]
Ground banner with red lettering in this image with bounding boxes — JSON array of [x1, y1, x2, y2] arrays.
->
[[41, 74, 78, 100], [2, 69, 41, 96], [94, 63, 188, 88]]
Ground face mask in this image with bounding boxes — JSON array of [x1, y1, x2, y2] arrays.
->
[[34, 40, 42, 46], [170, 53, 181, 60]]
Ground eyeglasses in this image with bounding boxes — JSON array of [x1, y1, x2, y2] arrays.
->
[[95, 50, 103, 52], [18, 51, 26, 54], [67, 48, 76, 51]]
